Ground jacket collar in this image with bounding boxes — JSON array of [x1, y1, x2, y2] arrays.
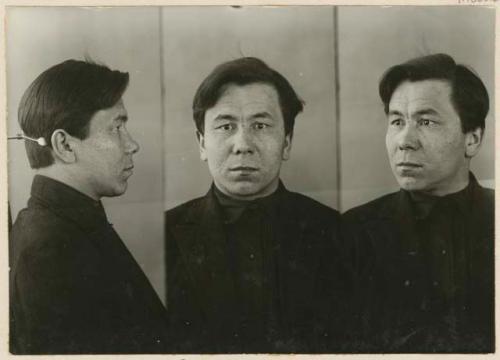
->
[[170, 180, 299, 325], [29, 175, 109, 232], [178, 180, 287, 225], [377, 172, 482, 221]]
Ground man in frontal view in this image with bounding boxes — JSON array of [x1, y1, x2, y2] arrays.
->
[[10, 60, 169, 354], [343, 54, 494, 352], [166, 57, 343, 353]]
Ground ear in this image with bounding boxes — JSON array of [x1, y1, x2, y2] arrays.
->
[[196, 131, 207, 162], [464, 127, 483, 158], [50, 129, 76, 163], [281, 132, 293, 161]]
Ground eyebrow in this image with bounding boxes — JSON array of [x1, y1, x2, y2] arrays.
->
[[114, 115, 128, 122], [388, 109, 439, 117], [213, 114, 238, 122], [212, 111, 274, 122], [388, 110, 404, 117], [249, 111, 273, 120], [414, 109, 439, 116]]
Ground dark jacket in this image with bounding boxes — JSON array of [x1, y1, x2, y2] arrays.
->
[[10, 175, 169, 354], [165, 183, 345, 353], [342, 174, 494, 353]]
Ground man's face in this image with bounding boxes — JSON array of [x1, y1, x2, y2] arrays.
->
[[385, 79, 474, 196], [74, 99, 139, 199], [199, 83, 292, 200]]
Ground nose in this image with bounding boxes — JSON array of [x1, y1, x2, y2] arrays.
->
[[232, 126, 254, 155], [125, 131, 140, 154], [397, 122, 420, 151]]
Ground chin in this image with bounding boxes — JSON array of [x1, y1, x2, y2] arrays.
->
[[224, 182, 264, 199], [232, 185, 260, 196], [398, 178, 426, 192], [106, 183, 128, 198]]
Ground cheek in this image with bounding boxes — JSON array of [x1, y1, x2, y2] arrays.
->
[[86, 135, 119, 153], [425, 135, 455, 157], [205, 144, 227, 168], [208, 136, 232, 152], [261, 132, 284, 150], [87, 139, 124, 166], [385, 133, 395, 154]]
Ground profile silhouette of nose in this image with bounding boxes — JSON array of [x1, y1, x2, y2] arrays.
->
[[126, 132, 140, 154]]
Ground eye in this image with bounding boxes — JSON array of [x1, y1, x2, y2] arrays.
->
[[254, 122, 270, 130], [419, 119, 432, 126], [216, 123, 235, 131], [111, 123, 123, 133], [390, 118, 403, 127]]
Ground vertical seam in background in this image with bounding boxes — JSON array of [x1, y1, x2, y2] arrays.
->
[[333, 6, 342, 212], [158, 6, 168, 307]]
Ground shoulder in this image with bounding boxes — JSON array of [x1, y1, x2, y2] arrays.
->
[[12, 205, 81, 249], [282, 189, 339, 221], [165, 195, 207, 225], [472, 184, 495, 233], [476, 184, 494, 208], [11, 205, 89, 273], [342, 191, 399, 224]]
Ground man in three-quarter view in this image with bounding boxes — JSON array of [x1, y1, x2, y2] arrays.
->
[[165, 57, 343, 353], [9, 60, 169, 354], [343, 54, 494, 352]]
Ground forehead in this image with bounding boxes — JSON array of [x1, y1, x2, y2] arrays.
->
[[211, 83, 281, 111], [389, 80, 454, 112]]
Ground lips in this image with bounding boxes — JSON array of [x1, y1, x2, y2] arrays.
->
[[396, 162, 422, 168], [230, 166, 258, 172], [123, 165, 134, 174]]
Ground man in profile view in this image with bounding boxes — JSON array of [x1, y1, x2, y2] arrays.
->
[[343, 54, 494, 352], [10, 60, 169, 354]]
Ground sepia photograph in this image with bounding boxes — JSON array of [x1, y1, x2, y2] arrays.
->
[[3, 3, 496, 356]]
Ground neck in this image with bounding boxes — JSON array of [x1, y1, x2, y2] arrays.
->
[[36, 165, 100, 201], [214, 178, 280, 201], [416, 170, 471, 197]]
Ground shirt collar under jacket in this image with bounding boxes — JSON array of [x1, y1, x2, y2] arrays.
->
[[212, 180, 285, 224], [406, 172, 479, 220]]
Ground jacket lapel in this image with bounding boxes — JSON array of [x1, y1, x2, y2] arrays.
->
[[463, 180, 494, 312], [362, 191, 425, 302], [171, 190, 237, 325], [365, 191, 420, 259], [272, 190, 321, 324]]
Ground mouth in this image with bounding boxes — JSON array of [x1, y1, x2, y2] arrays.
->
[[123, 165, 134, 173], [396, 162, 422, 168], [230, 166, 258, 172], [229, 166, 259, 177]]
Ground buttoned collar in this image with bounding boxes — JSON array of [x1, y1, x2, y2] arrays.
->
[[29, 174, 109, 232], [405, 172, 479, 220], [212, 181, 285, 224], [369, 172, 482, 223]]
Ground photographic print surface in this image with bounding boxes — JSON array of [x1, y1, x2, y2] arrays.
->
[[5, 4, 496, 355]]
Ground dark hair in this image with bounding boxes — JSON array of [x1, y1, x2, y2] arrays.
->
[[18, 59, 129, 169], [379, 53, 489, 133], [192, 57, 304, 135]]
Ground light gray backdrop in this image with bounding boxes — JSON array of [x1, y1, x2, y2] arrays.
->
[[7, 6, 495, 304]]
